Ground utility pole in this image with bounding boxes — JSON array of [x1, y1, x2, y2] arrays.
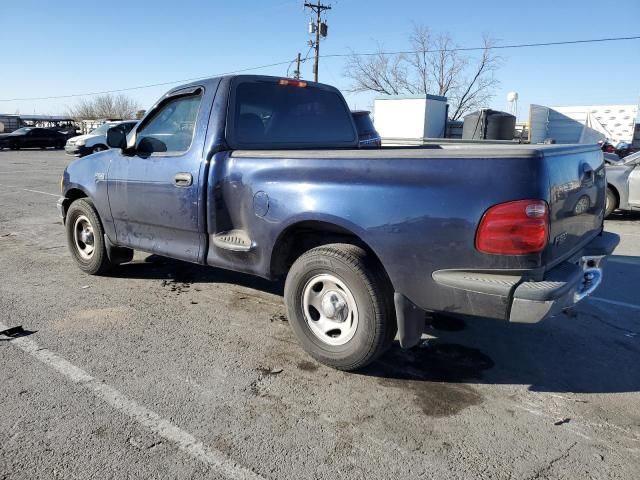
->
[[293, 52, 302, 79], [304, 1, 331, 82]]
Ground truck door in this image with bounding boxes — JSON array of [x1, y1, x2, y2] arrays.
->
[[107, 87, 209, 263], [628, 165, 640, 207]]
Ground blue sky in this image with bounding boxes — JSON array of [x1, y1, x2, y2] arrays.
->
[[1, 0, 639, 119]]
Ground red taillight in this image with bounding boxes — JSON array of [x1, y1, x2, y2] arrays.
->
[[475, 200, 549, 255], [278, 79, 307, 88]]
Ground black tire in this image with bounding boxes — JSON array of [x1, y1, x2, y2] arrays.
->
[[92, 145, 107, 154], [284, 243, 396, 371], [55, 142, 64, 150], [65, 198, 113, 275], [605, 186, 617, 218]]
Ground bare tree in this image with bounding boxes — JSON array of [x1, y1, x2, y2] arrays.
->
[[67, 93, 141, 120], [344, 26, 501, 120]]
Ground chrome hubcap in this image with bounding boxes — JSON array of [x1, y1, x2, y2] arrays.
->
[[73, 215, 95, 260], [302, 274, 358, 346]]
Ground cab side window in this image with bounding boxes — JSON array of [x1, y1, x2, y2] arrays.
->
[[135, 92, 202, 154]]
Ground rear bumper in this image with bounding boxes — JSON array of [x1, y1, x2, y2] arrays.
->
[[429, 231, 619, 326], [509, 255, 604, 323], [509, 232, 618, 322], [391, 232, 619, 348]]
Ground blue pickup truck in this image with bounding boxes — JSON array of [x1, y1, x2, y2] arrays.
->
[[58, 75, 618, 370]]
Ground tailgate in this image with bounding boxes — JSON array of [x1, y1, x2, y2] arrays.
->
[[543, 145, 605, 265]]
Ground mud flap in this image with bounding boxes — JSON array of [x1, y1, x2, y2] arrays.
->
[[394, 293, 424, 348], [104, 235, 134, 265]]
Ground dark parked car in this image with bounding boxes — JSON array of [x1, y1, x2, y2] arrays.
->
[[351, 110, 381, 148], [0, 127, 66, 150]]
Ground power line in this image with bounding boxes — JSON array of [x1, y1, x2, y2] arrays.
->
[[0, 60, 295, 102], [287, 44, 314, 78], [320, 34, 640, 58], [1, 34, 638, 102]]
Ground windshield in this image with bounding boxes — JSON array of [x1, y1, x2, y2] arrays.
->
[[89, 123, 117, 136], [11, 127, 32, 135]]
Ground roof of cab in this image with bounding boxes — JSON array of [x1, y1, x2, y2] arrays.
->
[[164, 74, 336, 97]]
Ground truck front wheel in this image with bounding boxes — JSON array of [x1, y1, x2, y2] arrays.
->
[[284, 244, 396, 371], [65, 199, 113, 275]]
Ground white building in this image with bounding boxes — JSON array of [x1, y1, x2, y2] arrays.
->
[[529, 103, 639, 145], [373, 94, 448, 141]]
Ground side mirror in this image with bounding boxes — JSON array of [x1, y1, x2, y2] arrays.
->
[[106, 126, 127, 149]]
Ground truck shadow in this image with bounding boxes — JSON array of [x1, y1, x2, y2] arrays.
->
[[605, 210, 640, 222], [112, 254, 639, 395], [364, 254, 640, 395], [111, 254, 284, 296]]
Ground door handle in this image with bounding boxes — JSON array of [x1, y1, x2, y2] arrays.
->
[[174, 172, 193, 187]]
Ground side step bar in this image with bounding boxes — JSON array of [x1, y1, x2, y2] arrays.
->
[[212, 230, 253, 252]]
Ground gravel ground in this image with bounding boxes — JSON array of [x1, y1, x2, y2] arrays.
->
[[1, 150, 639, 480]]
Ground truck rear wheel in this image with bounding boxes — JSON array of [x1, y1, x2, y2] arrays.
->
[[284, 243, 396, 371], [65, 199, 113, 275]]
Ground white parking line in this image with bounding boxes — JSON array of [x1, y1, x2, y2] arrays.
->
[[0, 170, 62, 174], [589, 297, 640, 311], [0, 183, 59, 197], [0, 322, 265, 480], [21, 188, 59, 197]]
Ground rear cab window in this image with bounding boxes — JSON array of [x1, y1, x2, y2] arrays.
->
[[227, 77, 357, 149]]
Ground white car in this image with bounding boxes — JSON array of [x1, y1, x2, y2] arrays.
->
[[65, 120, 137, 156], [605, 150, 640, 217]]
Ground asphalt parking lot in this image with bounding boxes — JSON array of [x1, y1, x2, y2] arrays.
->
[[1, 150, 639, 479]]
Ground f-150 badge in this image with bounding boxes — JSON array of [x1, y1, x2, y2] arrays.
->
[[554, 232, 568, 245]]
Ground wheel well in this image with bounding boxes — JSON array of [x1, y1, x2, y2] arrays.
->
[[607, 183, 620, 208], [62, 188, 88, 219], [270, 221, 386, 279], [66, 188, 88, 203]]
